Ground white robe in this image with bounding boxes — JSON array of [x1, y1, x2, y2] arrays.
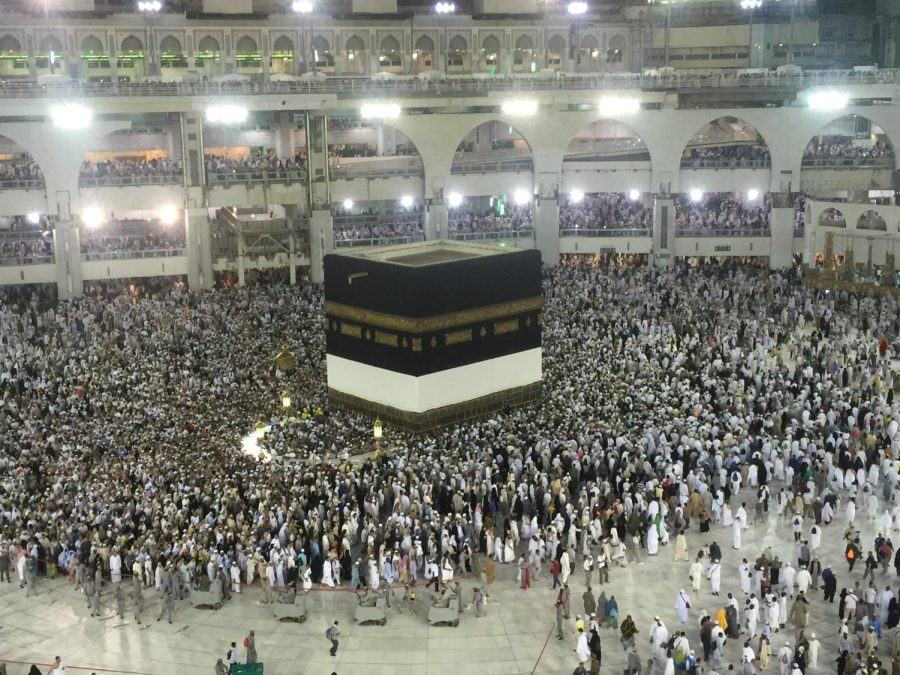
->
[[675, 591, 691, 623], [708, 563, 721, 593], [576, 632, 591, 662], [109, 554, 121, 583], [230, 565, 241, 593], [647, 526, 659, 556], [732, 519, 742, 549], [739, 563, 751, 594]]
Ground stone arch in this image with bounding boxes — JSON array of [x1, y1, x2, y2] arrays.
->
[[39, 35, 64, 53], [159, 35, 182, 53], [311, 35, 330, 53], [564, 118, 652, 166], [547, 34, 566, 54], [235, 36, 258, 54], [0, 35, 22, 53], [581, 35, 599, 51], [328, 121, 424, 176], [415, 35, 434, 53], [272, 35, 293, 53], [451, 120, 534, 176], [818, 207, 846, 227], [380, 35, 400, 53], [803, 114, 895, 162], [607, 34, 626, 62], [515, 35, 534, 51], [482, 35, 501, 54], [681, 116, 771, 165], [448, 35, 468, 52], [81, 35, 104, 54], [346, 35, 365, 52], [121, 35, 143, 53], [857, 209, 887, 231], [197, 35, 221, 53]]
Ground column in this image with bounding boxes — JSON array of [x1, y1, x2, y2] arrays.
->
[[305, 113, 331, 212], [289, 234, 297, 285], [652, 194, 674, 268], [309, 209, 332, 284], [180, 112, 206, 192], [53, 220, 83, 300], [768, 192, 794, 270], [533, 166, 560, 266], [424, 173, 447, 239], [185, 208, 213, 290], [274, 112, 295, 159], [237, 233, 246, 286]]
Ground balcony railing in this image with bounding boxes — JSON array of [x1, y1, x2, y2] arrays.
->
[[560, 228, 651, 237], [81, 248, 185, 261], [207, 170, 307, 184], [0, 254, 54, 266], [800, 157, 895, 169], [78, 174, 182, 188], [680, 158, 771, 170], [0, 178, 45, 190], [449, 229, 534, 240], [0, 69, 897, 100], [333, 235, 424, 248], [676, 227, 771, 236]]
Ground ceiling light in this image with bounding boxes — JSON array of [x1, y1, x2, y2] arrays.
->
[[806, 90, 848, 111], [360, 103, 401, 119], [292, 0, 313, 13], [206, 104, 248, 124], [159, 204, 179, 225], [400, 195, 414, 208], [598, 97, 640, 116], [513, 189, 532, 206], [689, 188, 703, 203], [501, 100, 538, 116], [570, 189, 585, 204], [747, 189, 760, 200], [629, 189, 641, 201], [26, 212, 40, 225], [568, 1, 589, 14], [50, 103, 92, 130], [82, 206, 105, 229], [448, 192, 463, 208], [435, 1, 455, 12], [342, 198, 354, 210]]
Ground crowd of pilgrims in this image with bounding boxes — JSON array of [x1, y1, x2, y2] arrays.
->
[[682, 144, 771, 164], [78, 158, 182, 180], [559, 193, 652, 233], [0, 259, 899, 671], [204, 153, 307, 180], [676, 194, 772, 234], [448, 205, 534, 235], [0, 236, 53, 266], [332, 220, 424, 243], [803, 139, 894, 161], [0, 158, 44, 184], [80, 229, 187, 257]]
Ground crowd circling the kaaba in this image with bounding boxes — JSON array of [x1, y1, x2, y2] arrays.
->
[[0, 257, 899, 674]]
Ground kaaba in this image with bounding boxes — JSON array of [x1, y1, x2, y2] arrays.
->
[[324, 240, 543, 431]]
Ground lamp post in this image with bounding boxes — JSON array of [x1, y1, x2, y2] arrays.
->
[[137, 1, 162, 77], [292, 1, 314, 74], [281, 389, 292, 415], [373, 417, 383, 459], [740, 0, 763, 69]]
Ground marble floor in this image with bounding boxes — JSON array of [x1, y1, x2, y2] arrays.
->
[[0, 492, 894, 675]]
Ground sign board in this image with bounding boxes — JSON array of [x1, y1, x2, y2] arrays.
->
[[655, 253, 670, 259], [714, 245, 732, 252]]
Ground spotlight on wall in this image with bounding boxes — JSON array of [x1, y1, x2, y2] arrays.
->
[[448, 192, 464, 208], [747, 189, 760, 200], [137, 0, 162, 11], [570, 189, 585, 204], [513, 189, 532, 206], [292, 0, 313, 12], [689, 188, 704, 203], [50, 103, 92, 130], [342, 198, 354, 210], [206, 104, 249, 124], [597, 97, 641, 116], [501, 100, 538, 116], [435, 1, 456, 12], [26, 212, 40, 225], [806, 90, 848, 111], [567, 2, 588, 15], [400, 195, 414, 209], [159, 204, 179, 226], [360, 103, 401, 119], [628, 189, 641, 201], [81, 206, 105, 229]]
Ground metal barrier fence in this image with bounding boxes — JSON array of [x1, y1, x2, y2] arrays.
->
[[560, 228, 651, 237], [207, 170, 307, 184], [679, 159, 771, 170], [78, 174, 182, 188], [0, 178, 45, 190], [81, 248, 185, 261], [800, 157, 895, 169], [449, 229, 535, 240], [333, 235, 424, 247]]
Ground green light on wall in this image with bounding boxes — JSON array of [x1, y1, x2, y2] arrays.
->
[[530, 61, 536, 72]]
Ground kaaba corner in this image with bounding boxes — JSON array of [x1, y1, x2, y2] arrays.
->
[[324, 240, 543, 431]]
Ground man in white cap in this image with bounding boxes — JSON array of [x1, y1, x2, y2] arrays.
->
[[708, 558, 722, 596], [650, 616, 669, 661], [777, 641, 793, 675]]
